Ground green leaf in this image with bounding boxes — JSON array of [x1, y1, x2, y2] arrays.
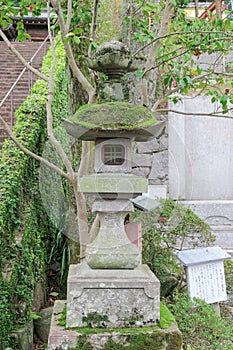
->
[[64, 36, 72, 44], [1, 20, 8, 29], [73, 36, 81, 44], [196, 66, 202, 75], [50, 292, 59, 297], [30, 312, 41, 320], [211, 97, 217, 103], [137, 70, 145, 78], [73, 28, 83, 35], [90, 42, 98, 51]]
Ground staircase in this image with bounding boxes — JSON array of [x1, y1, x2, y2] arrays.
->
[[0, 40, 49, 147]]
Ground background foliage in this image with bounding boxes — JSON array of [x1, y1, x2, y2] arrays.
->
[[131, 199, 215, 296], [0, 40, 68, 347], [167, 289, 233, 350]]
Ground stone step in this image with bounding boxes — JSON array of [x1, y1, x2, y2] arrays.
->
[[48, 300, 182, 350], [0, 40, 48, 147]]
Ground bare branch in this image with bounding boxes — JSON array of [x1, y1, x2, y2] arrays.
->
[[0, 29, 49, 83], [88, 0, 100, 59], [78, 141, 91, 178], [73, 185, 90, 260], [66, 0, 72, 34], [0, 113, 70, 180], [156, 107, 233, 119], [89, 214, 100, 243], [141, 0, 174, 106], [90, 0, 99, 43], [50, 0, 96, 102], [46, 2, 75, 179], [216, 0, 222, 19], [133, 30, 233, 57]]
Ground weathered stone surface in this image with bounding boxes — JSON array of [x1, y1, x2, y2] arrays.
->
[[86, 199, 140, 269], [48, 301, 182, 350], [131, 195, 161, 212], [48, 301, 78, 350], [88, 40, 138, 80], [66, 262, 160, 328], [99, 81, 125, 101], [147, 184, 167, 199], [32, 281, 46, 312], [34, 307, 53, 343], [11, 320, 33, 350], [70, 102, 156, 130], [2, 263, 13, 283], [169, 96, 233, 200], [137, 135, 168, 154], [131, 166, 151, 178], [181, 200, 233, 252], [149, 151, 168, 184], [79, 173, 148, 197], [132, 153, 153, 167]]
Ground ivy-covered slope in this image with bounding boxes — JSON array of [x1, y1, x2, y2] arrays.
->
[[0, 41, 68, 346]]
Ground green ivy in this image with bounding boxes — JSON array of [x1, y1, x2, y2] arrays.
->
[[0, 40, 68, 347]]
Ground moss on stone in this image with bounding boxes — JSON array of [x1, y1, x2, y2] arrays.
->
[[74, 328, 182, 350], [71, 102, 157, 130], [57, 302, 182, 349], [57, 306, 66, 327], [58, 302, 177, 332], [74, 335, 93, 350], [82, 312, 109, 327], [159, 303, 177, 329]]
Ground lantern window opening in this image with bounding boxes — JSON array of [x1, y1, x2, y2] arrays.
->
[[102, 144, 125, 166]]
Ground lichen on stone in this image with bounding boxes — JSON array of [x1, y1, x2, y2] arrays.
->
[[70, 102, 157, 130], [82, 312, 109, 328]]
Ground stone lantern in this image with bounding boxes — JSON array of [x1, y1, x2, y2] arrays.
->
[[62, 41, 165, 328]]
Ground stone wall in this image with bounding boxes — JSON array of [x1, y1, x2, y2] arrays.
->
[[132, 113, 168, 198]]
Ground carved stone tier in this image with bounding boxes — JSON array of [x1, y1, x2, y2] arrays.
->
[[79, 173, 148, 199], [86, 199, 140, 269], [66, 262, 160, 328]]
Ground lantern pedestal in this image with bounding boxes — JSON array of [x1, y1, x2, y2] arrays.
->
[[85, 199, 140, 269], [66, 262, 160, 328]]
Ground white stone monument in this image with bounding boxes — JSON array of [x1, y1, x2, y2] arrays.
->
[[168, 95, 233, 252]]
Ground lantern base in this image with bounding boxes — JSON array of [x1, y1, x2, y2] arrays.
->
[[66, 262, 160, 328]]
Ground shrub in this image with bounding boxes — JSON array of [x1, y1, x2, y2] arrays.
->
[[167, 291, 233, 350], [131, 199, 215, 296]]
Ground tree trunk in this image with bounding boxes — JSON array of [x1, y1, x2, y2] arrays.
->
[[195, 0, 199, 18], [215, 0, 222, 19], [65, 36, 91, 262]]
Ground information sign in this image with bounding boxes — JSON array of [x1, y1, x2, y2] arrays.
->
[[176, 247, 231, 304]]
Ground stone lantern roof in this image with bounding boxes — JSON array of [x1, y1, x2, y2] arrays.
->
[[62, 101, 165, 141], [62, 40, 165, 141]]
